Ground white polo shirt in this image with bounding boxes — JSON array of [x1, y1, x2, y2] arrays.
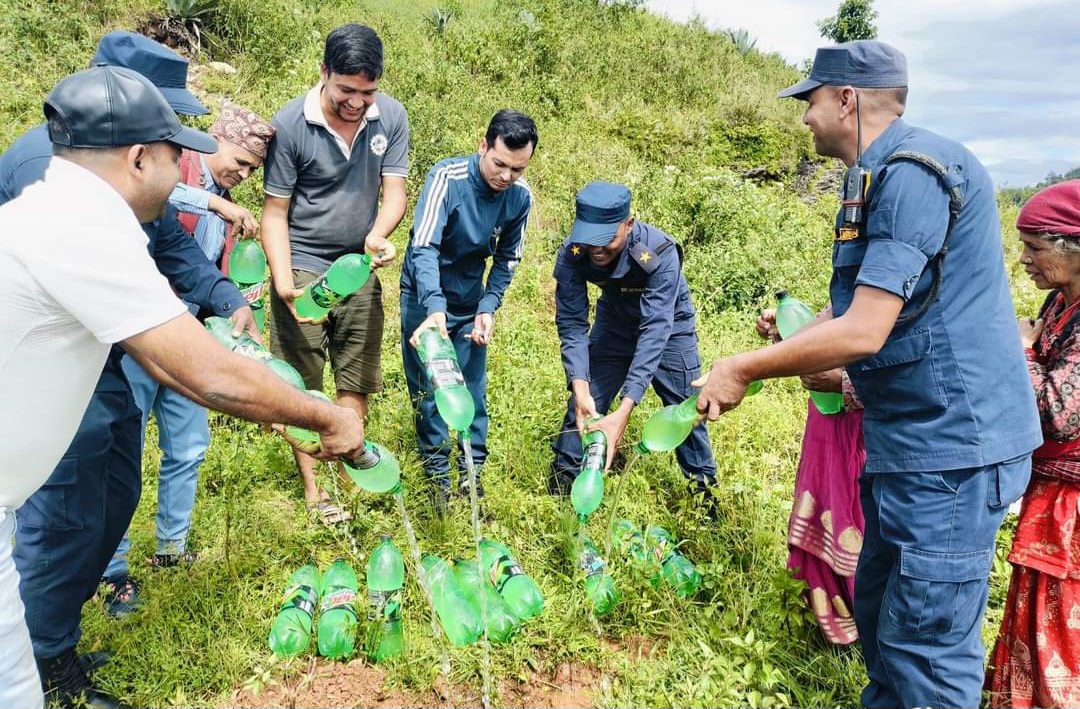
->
[[0, 157, 186, 511]]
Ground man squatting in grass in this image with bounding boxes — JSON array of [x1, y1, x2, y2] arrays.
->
[[549, 182, 719, 513]]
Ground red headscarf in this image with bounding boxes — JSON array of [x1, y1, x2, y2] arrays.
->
[[1017, 179, 1080, 238]]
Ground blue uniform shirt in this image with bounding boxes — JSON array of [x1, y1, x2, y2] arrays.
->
[[830, 118, 1041, 472], [0, 124, 247, 390], [553, 221, 697, 404], [401, 153, 531, 316]]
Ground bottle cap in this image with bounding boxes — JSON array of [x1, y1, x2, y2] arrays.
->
[[775, 288, 789, 300], [379, 533, 391, 542]]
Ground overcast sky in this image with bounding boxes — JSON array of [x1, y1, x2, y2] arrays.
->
[[645, 0, 1080, 187]]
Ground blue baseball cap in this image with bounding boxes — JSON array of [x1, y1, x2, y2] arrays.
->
[[46, 66, 218, 153], [569, 182, 631, 246], [779, 40, 908, 100], [92, 31, 208, 116]]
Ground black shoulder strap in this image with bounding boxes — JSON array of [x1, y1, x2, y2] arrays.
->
[[653, 238, 684, 267], [882, 150, 965, 326]]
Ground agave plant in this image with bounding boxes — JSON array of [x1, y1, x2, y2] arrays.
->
[[425, 7, 454, 37], [727, 28, 757, 55], [158, 0, 221, 53]]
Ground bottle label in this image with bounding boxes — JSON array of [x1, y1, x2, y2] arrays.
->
[[368, 589, 402, 621], [238, 280, 265, 305], [650, 541, 675, 567], [307, 276, 338, 309], [490, 554, 524, 591], [280, 583, 317, 616], [428, 358, 465, 389], [579, 547, 606, 578], [319, 587, 357, 615], [234, 342, 273, 363], [583, 442, 605, 472]]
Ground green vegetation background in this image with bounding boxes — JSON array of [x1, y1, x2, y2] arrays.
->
[[0, 0, 1043, 705]]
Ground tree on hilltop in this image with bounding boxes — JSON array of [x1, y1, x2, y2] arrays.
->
[[817, 0, 879, 43]]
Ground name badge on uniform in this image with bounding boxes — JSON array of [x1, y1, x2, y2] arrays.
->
[[835, 227, 860, 242]]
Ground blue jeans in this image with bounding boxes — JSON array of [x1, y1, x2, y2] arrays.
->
[[104, 355, 209, 578], [855, 455, 1031, 709], [14, 380, 142, 659], [552, 330, 717, 488], [400, 294, 488, 488]]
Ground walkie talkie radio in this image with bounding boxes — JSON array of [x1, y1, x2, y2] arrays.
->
[[837, 94, 870, 242]]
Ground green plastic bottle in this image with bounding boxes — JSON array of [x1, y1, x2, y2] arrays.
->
[[414, 327, 475, 432], [282, 393, 398, 491], [366, 535, 404, 662], [204, 316, 305, 389], [284, 390, 332, 447], [295, 253, 372, 321], [268, 564, 321, 657], [453, 559, 519, 644], [637, 393, 700, 454], [774, 289, 843, 414], [636, 380, 762, 455], [421, 554, 482, 646], [343, 442, 401, 494], [580, 537, 619, 616], [610, 518, 649, 567], [478, 539, 544, 621], [317, 559, 359, 659], [571, 428, 606, 521], [645, 526, 702, 598], [229, 239, 268, 331]]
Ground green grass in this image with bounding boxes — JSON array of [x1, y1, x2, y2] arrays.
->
[[2, 0, 1037, 706]]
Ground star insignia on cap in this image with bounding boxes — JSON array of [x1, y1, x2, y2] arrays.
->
[[570, 245, 582, 256], [638, 250, 652, 263]]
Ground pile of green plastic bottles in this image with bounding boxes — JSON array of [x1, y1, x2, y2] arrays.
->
[[267, 537, 406, 662], [421, 538, 545, 646], [268, 536, 547, 658], [611, 519, 702, 597]]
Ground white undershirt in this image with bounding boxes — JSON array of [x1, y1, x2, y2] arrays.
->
[[0, 158, 186, 510]]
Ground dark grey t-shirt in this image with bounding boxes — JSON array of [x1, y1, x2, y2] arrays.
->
[[264, 87, 409, 273]]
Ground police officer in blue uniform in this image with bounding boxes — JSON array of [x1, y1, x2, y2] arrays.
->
[[0, 33, 255, 709], [550, 182, 718, 504], [400, 110, 536, 511], [694, 42, 1041, 708]]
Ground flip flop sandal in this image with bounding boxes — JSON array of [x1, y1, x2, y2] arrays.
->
[[308, 500, 352, 526]]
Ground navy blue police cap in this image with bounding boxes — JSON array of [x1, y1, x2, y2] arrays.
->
[[569, 182, 631, 246], [92, 31, 208, 116], [779, 40, 908, 100]]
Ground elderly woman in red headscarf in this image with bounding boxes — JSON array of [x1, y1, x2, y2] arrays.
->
[[987, 180, 1080, 708]]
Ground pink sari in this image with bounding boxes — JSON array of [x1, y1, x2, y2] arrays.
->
[[787, 401, 866, 644]]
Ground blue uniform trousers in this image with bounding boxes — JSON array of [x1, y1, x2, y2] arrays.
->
[[14, 379, 142, 659], [105, 355, 209, 579], [855, 455, 1030, 709], [400, 294, 488, 488], [552, 330, 717, 488]]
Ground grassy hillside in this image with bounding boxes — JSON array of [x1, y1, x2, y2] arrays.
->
[[0, 0, 1035, 706]]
